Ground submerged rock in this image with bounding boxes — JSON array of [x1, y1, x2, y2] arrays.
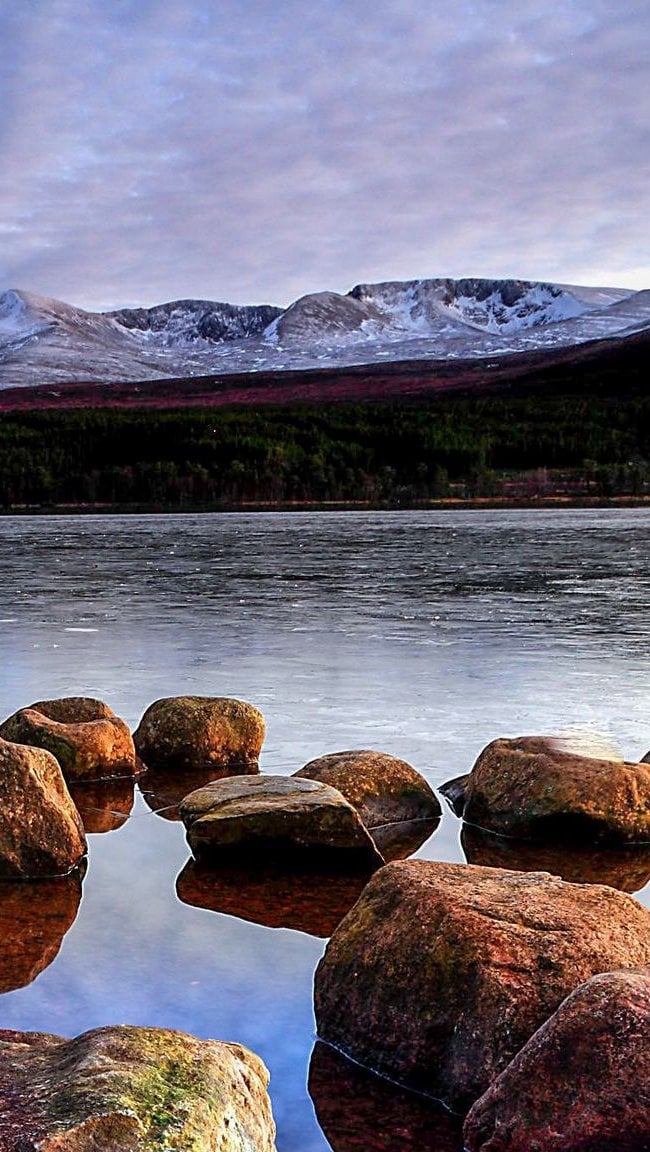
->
[[370, 816, 440, 861], [0, 869, 84, 993], [294, 749, 441, 828], [180, 775, 384, 869], [464, 969, 650, 1152], [0, 697, 136, 781], [309, 1041, 463, 1152], [177, 859, 369, 937], [133, 696, 265, 772], [314, 859, 650, 1112], [0, 1024, 276, 1151], [462, 734, 650, 843], [439, 773, 470, 817], [0, 736, 86, 878], [461, 822, 650, 892], [68, 775, 135, 834]]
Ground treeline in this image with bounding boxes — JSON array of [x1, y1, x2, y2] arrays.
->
[[1, 392, 650, 508]]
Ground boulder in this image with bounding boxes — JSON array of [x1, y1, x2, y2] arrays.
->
[[294, 749, 441, 828], [309, 1041, 463, 1152], [0, 697, 136, 781], [461, 822, 650, 892], [0, 737, 86, 878], [462, 735, 650, 843], [133, 696, 265, 772], [371, 816, 440, 861], [439, 773, 470, 817], [464, 969, 650, 1152], [176, 859, 369, 937], [0, 1024, 276, 1151], [180, 775, 384, 869], [0, 870, 84, 993], [314, 859, 650, 1111]]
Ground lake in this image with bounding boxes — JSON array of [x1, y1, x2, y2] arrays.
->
[[1, 508, 649, 1150]]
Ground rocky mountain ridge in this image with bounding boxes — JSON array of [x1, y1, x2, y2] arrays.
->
[[0, 277, 647, 389]]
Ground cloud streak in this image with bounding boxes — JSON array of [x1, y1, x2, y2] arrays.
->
[[1, 0, 649, 308]]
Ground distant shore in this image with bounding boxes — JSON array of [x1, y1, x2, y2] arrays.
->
[[3, 496, 650, 516]]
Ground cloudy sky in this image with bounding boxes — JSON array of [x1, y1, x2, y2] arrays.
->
[[1, 0, 649, 309]]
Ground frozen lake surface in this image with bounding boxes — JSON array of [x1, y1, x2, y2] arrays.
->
[[1, 508, 650, 1149]]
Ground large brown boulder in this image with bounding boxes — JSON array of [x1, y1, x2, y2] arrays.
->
[[462, 734, 650, 843], [314, 860, 650, 1112], [0, 737, 86, 878], [464, 969, 650, 1152], [0, 871, 84, 993], [133, 696, 265, 772], [180, 775, 384, 869], [0, 697, 136, 781], [0, 1025, 276, 1151], [294, 749, 441, 828]]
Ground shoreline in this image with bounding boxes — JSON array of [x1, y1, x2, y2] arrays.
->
[[3, 495, 650, 516]]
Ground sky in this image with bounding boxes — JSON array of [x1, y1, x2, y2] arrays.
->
[[1, 0, 649, 310]]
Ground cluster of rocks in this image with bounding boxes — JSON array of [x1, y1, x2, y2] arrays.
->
[[2, 691, 650, 1150]]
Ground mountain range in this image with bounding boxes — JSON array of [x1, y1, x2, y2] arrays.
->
[[1, 277, 650, 395]]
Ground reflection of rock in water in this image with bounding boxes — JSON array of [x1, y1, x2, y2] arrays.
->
[[308, 1041, 463, 1152], [138, 764, 259, 821], [0, 867, 84, 992], [461, 823, 650, 893], [370, 818, 440, 861], [176, 860, 369, 937], [68, 776, 135, 833]]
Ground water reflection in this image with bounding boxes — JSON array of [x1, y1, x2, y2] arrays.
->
[[308, 1042, 463, 1152], [176, 859, 369, 937], [69, 776, 135, 834], [371, 818, 440, 861], [138, 764, 259, 821], [461, 823, 650, 893], [0, 868, 84, 992]]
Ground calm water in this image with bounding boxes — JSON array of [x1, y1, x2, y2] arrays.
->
[[1, 509, 650, 1150]]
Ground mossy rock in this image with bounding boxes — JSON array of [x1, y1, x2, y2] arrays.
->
[[180, 775, 384, 869], [294, 749, 441, 829], [0, 697, 136, 782], [133, 696, 265, 772], [0, 1024, 277, 1151], [463, 734, 650, 843], [314, 859, 650, 1112], [0, 736, 86, 879]]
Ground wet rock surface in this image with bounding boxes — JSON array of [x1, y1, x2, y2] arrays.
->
[[0, 697, 136, 781], [309, 1041, 463, 1152], [370, 816, 440, 861], [464, 968, 650, 1152], [137, 763, 255, 821], [0, 870, 84, 993], [294, 749, 441, 828], [0, 1024, 277, 1152], [462, 735, 650, 842], [133, 696, 265, 772], [461, 822, 650, 892], [176, 859, 369, 937], [0, 736, 86, 878], [314, 859, 650, 1111], [180, 775, 384, 868]]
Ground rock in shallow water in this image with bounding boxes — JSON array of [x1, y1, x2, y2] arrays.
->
[[0, 736, 86, 879], [180, 775, 384, 869], [464, 968, 650, 1152], [462, 734, 650, 843], [314, 859, 650, 1112], [0, 697, 136, 781], [0, 1025, 277, 1151], [294, 748, 441, 828], [133, 696, 265, 772]]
